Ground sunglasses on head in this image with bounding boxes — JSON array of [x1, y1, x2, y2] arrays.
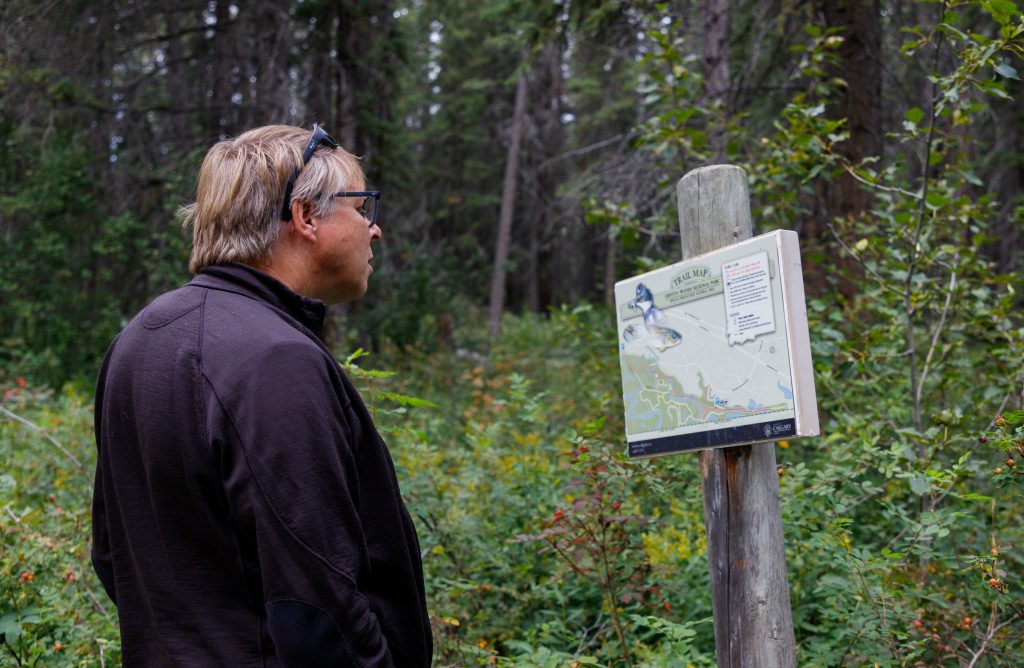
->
[[280, 124, 382, 228]]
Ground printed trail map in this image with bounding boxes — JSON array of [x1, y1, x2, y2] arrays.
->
[[615, 230, 817, 458]]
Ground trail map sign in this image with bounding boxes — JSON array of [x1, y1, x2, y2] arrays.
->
[[615, 229, 818, 458]]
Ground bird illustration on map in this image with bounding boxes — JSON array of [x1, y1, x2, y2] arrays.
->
[[627, 283, 682, 352]]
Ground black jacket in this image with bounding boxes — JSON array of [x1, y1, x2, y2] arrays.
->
[[91, 263, 432, 667]]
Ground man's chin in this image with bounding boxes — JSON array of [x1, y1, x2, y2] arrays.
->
[[328, 283, 368, 305]]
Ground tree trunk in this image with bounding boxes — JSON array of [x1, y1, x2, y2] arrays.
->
[[528, 42, 565, 313], [488, 70, 529, 338], [822, 0, 881, 218], [164, 10, 189, 146], [248, 0, 292, 126], [210, 0, 234, 134], [703, 0, 731, 162], [603, 230, 616, 306], [336, 3, 359, 151], [801, 0, 881, 297]]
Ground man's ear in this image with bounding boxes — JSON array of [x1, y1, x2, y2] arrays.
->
[[285, 200, 318, 242]]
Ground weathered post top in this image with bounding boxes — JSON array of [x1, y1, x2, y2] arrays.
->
[[678, 164, 752, 257]]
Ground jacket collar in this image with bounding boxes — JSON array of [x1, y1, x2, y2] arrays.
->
[[192, 263, 327, 337]]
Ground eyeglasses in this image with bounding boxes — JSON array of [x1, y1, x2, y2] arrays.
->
[[332, 191, 382, 228], [281, 124, 339, 221]]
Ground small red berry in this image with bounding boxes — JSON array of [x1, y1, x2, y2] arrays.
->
[[1007, 458, 1015, 467], [979, 435, 989, 443], [989, 577, 1000, 588], [53, 643, 63, 651]]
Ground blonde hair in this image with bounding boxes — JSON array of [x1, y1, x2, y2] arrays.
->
[[181, 125, 364, 274]]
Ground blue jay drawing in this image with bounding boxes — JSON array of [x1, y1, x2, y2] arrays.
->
[[627, 283, 682, 351]]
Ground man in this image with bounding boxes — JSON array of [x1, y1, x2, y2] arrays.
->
[[91, 124, 433, 667]]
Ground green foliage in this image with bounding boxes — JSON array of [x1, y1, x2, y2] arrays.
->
[[753, 3, 1024, 664], [584, 1, 1024, 664], [333, 306, 715, 666], [0, 128, 189, 387], [0, 386, 120, 666]]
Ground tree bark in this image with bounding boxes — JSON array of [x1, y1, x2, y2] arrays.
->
[[528, 42, 565, 313], [240, 0, 292, 127], [336, 3, 359, 152], [164, 10, 190, 146], [488, 70, 529, 338], [822, 0, 881, 218], [603, 231, 616, 306], [703, 0, 731, 162], [210, 0, 234, 134]]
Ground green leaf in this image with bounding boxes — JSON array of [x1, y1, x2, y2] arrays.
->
[[994, 61, 1020, 80], [904, 106, 925, 126], [909, 476, 932, 495], [377, 392, 439, 409], [926, 191, 949, 210], [1003, 410, 1024, 425], [961, 170, 984, 186], [984, 0, 1018, 24], [0, 610, 27, 642], [805, 104, 825, 118]]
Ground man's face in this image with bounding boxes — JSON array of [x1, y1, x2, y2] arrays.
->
[[308, 188, 382, 304]]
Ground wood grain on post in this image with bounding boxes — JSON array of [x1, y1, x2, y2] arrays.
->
[[677, 165, 797, 667]]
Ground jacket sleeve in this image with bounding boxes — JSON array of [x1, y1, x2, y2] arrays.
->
[[90, 464, 118, 605], [91, 350, 117, 605], [206, 341, 393, 668]]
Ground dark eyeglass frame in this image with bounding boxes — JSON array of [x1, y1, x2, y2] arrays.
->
[[281, 124, 339, 221], [333, 191, 382, 228]]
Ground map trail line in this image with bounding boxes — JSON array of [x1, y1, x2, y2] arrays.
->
[[623, 354, 788, 429]]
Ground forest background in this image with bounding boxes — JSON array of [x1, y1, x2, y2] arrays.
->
[[2, 0, 1024, 665]]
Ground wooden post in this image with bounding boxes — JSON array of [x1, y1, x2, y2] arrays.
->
[[677, 165, 797, 667]]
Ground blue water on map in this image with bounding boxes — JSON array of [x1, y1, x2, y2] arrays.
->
[[624, 393, 663, 429], [777, 382, 794, 400]]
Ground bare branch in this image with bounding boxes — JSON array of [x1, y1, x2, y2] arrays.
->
[[825, 221, 904, 298], [0, 406, 88, 477], [915, 259, 959, 410]]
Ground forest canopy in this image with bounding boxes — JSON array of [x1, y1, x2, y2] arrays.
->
[[2, 0, 1017, 386]]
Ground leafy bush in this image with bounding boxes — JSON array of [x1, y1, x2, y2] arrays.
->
[[1, 385, 120, 667]]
